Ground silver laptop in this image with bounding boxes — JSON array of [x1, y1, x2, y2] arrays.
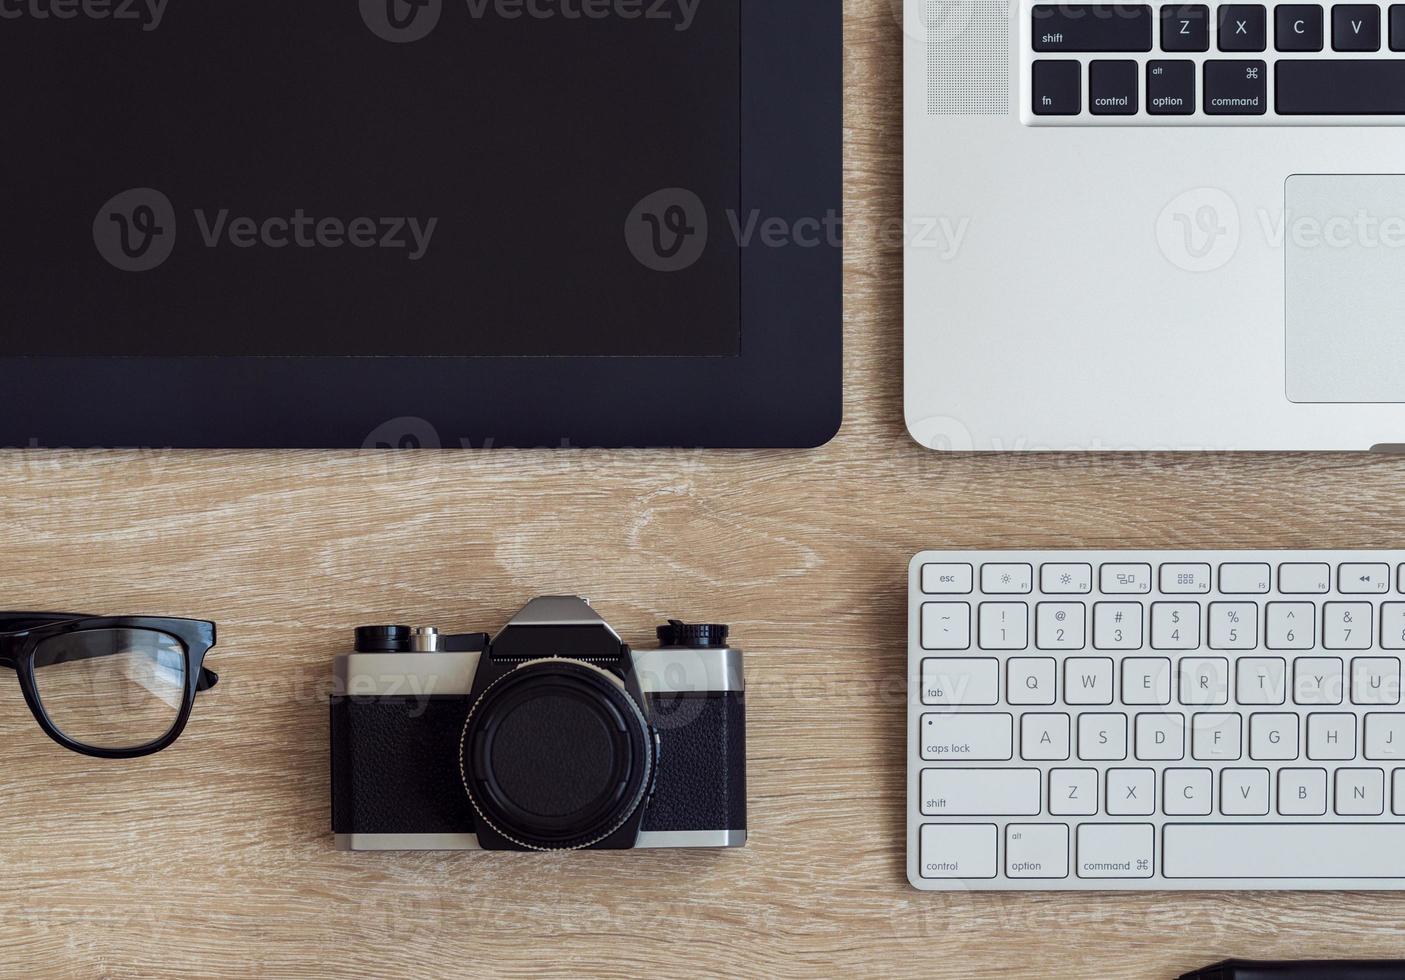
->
[[904, 0, 1405, 450]]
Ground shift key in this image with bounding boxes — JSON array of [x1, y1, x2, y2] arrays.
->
[[1033, 5, 1153, 51]]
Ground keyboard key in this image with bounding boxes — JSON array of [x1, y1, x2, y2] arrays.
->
[[1107, 767, 1156, 815], [1236, 656, 1287, 705], [1036, 601, 1086, 650], [1279, 767, 1328, 814], [1094, 602, 1143, 649], [1160, 563, 1211, 594], [1089, 59, 1138, 114], [1136, 712, 1186, 760], [1295, 656, 1345, 704], [1265, 602, 1314, 649], [1041, 562, 1092, 593], [1208, 602, 1256, 649], [1023, 713, 1072, 760], [1307, 712, 1357, 760], [1076, 823, 1154, 878], [1179, 656, 1230, 705], [1123, 657, 1173, 704], [1341, 562, 1390, 594], [1165, 768, 1213, 815], [979, 601, 1029, 649], [1278, 60, 1405, 113], [921, 602, 971, 650], [1192, 712, 1241, 760], [1276, 3, 1325, 49], [921, 713, 1014, 761], [919, 823, 997, 878], [1220, 768, 1270, 815], [1395, 769, 1405, 813], [1365, 713, 1405, 759], [1336, 768, 1385, 815], [1101, 563, 1152, 594], [920, 768, 1041, 816], [1218, 563, 1270, 594], [921, 656, 999, 705], [1250, 712, 1300, 760], [1392, 3, 1405, 49], [1065, 657, 1115, 704], [1279, 562, 1331, 593], [1151, 602, 1200, 650], [981, 563, 1033, 594], [1008, 656, 1058, 704], [1032, 4, 1154, 51], [1030, 61, 1080, 114], [1161, 3, 1210, 49], [1162, 823, 1405, 877], [921, 563, 972, 594], [1353, 658, 1402, 705], [1217, 4, 1267, 49], [1006, 824, 1070, 878], [1324, 602, 1372, 649], [1078, 713, 1128, 760], [1333, 3, 1380, 49], [1382, 603, 1405, 648], [1050, 768, 1099, 815]]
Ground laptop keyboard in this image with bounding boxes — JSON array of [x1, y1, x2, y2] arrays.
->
[[907, 550, 1405, 890], [1026, 1, 1405, 121]]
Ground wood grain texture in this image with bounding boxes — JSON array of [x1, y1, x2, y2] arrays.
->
[[4, 3, 1405, 977]]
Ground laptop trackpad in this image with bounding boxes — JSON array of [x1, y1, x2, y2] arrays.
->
[[1287, 174, 1405, 403]]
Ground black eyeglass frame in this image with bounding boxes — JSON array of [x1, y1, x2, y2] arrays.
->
[[0, 612, 218, 759]]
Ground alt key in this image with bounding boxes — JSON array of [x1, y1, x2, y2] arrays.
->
[[1147, 60, 1195, 113]]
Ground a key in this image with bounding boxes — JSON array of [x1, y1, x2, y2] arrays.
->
[[1106, 767, 1156, 815], [1265, 602, 1313, 649], [1236, 656, 1287, 705], [1065, 657, 1115, 704], [1191, 712, 1241, 760], [1041, 562, 1092, 593], [1204, 60, 1268, 114], [1022, 713, 1072, 760], [1278, 60, 1405, 112], [1008, 656, 1057, 705], [1279, 767, 1328, 814], [1165, 767, 1213, 815], [981, 563, 1033, 593], [1032, 4, 1154, 51], [918, 824, 997, 879], [1392, 3, 1405, 49], [1279, 562, 1330, 593], [1123, 657, 1173, 705], [1094, 602, 1143, 649], [1160, 562, 1211, 594], [1036, 602, 1086, 650], [1049, 767, 1099, 815], [1382, 603, 1405, 649], [1352, 657, 1402, 705], [1163, 823, 1405, 877], [1220, 768, 1270, 815], [921, 602, 970, 650], [1075, 823, 1154, 878], [1101, 563, 1152, 594], [1208, 602, 1256, 649], [979, 601, 1029, 649], [1340, 562, 1390, 594], [1218, 563, 1270, 594], [1324, 602, 1372, 650], [920, 768, 1041, 815], [1179, 656, 1230, 705], [1249, 712, 1299, 760], [1089, 59, 1138, 113], [921, 656, 999, 705], [1161, 4, 1210, 50], [1006, 824, 1069, 878], [1276, 3, 1324, 49], [921, 713, 1014, 760], [921, 563, 973, 594], [1151, 602, 1200, 650], [1333, 3, 1380, 49], [1294, 656, 1344, 705], [1078, 712, 1128, 760], [1395, 769, 1405, 814], [1336, 768, 1385, 815], [1307, 712, 1356, 760], [1218, 4, 1267, 49], [1365, 713, 1405, 759], [1135, 712, 1186, 760]]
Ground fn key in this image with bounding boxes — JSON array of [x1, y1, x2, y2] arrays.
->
[[1033, 60, 1081, 115]]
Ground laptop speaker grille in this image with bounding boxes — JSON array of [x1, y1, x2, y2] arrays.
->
[[925, 0, 1010, 115]]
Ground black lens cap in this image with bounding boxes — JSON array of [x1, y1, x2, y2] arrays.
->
[[460, 661, 653, 850]]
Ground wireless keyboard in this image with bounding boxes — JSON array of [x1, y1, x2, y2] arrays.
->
[[907, 550, 1405, 890], [1025, 1, 1405, 122]]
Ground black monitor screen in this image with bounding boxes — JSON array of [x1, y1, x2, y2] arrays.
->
[[0, 0, 740, 356]]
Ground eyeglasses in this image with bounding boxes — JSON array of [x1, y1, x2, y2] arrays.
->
[[0, 613, 218, 759]]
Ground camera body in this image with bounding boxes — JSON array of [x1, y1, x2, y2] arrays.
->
[[331, 597, 746, 851]]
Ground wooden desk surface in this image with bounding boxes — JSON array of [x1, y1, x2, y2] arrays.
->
[[6, 4, 1405, 977]]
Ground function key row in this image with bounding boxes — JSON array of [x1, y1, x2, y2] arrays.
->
[[921, 561, 1394, 595], [1033, 4, 1405, 53]]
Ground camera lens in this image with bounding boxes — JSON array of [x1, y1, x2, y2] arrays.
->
[[460, 661, 653, 850]]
